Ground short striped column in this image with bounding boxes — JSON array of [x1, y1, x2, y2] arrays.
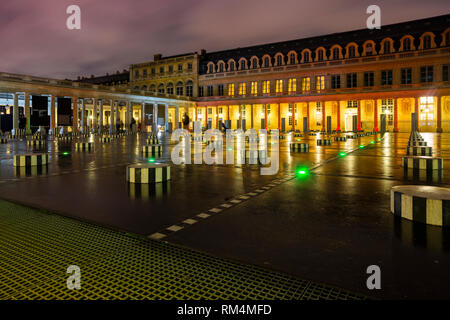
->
[[346, 134, 357, 139], [75, 142, 93, 151], [15, 165, 48, 178], [58, 136, 72, 142], [334, 136, 347, 142], [147, 137, 159, 144], [0, 138, 7, 144], [290, 143, 309, 152], [142, 144, 162, 155], [406, 146, 432, 156], [127, 163, 171, 184], [308, 133, 317, 136], [279, 135, 286, 140], [27, 140, 46, 147], [391, 185, 450, 227], [317, 139, 332, 146], [294, 134, 303, 138], [14, 153, 48, 167], [409, 141, 427, 147], [402, 156, 443, 171], [102, 137, 113, 143]]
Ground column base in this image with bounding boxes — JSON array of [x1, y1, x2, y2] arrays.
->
[[437, 128, 443, 133]]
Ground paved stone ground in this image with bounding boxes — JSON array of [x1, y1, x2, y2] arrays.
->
[[0, 131, 449, 299]]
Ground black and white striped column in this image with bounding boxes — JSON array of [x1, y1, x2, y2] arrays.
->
[[0, 138, 7, 144], [391, 185, 450, 227], [406, 146, 432, 156], [142, 144, 162, 155], [27, 140, 46, 147], [75, 142, 93, 151], [127, 163, 171, 183], [290, 143, 309, 152], [317, 139, 332, 146], [14, 153, 48, 167], [334, 136, 347, 141], [402, 156, 443, 171]]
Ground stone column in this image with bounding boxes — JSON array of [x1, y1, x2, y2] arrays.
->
[[436, 96, 442, 133], [251, 104, 254, 129], [336, 101, 341, 132], [24, 93, 31, 134], [415, 97, 420, 131], [80, 99, 85, 133], [175, 105, 179, 129], [141, 103, 146, 131], [153, 103, 158, 132], [321, 102, 326, 132], [92, 98, 97, 134], [393, 98, 399, 132], [373, 100, 378, 132], [357, 100, 361, 131], [164, 104, 169, 132], [98, 99, 103, 134], [50, 95, 56, 134], [12, 93, 19, 135], [126, 101, 131, 133], [291, 103, 295, 131], [109, 99, 114, 134], [72, 97, 78, 133]]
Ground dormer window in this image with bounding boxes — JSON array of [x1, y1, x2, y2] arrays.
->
[[403, 38, 411, 51], [303, 51, 310, 63], [366, 43, 373, 55], [289, 53, 296, 64], [384, 41, 391, 54], [318, 50, 324, 61], [348, 46, 355, 58], [424, 35, 431, 49]]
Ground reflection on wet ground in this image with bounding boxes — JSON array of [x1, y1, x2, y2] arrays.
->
[[0, 131, 450, 299]]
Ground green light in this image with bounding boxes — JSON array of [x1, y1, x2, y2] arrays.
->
[[228, 148, 233, 151], [339, 152, 346, 157], [298, 170, 307, 175], [370, 141, 375, 144], [297, 139, 301, 141], [148, 158, 155, 163], [359, 145, 365, 149], [63, 152, 69, 156]]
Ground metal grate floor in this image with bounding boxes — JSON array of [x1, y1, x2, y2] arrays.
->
[[0, 199, 367, 300]]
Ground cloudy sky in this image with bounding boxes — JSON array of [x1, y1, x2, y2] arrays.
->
[[0, 0, 448, 79]]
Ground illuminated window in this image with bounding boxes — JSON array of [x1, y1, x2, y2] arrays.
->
[[347, 101, 358, 108], [315, 102, 322, 126], [315, 76, 325, 91], [262, 80, 271, 94], [228, 83, 235, 97], [419, 97, 434, 123], [238, 82, 246, 96], [288, 78, 297, 93], [251, 81, 258, 96], [275, 80, 283, 93], [288, 104, 297, 126], [302, 77, 310, 93], [381, 99, 394, 125]]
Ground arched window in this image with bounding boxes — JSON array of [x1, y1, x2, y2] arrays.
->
[[208, 64, 214, 73], [289, 53, 296, 64], [176, 82, 183, 96], [403, 38, 411, 51], [133, 86, 139, 90], [158, 84, 165, 94], [149, 84, 156, 92], [141, 85, 147, 91], [332, 47, 339, 60], [240, 59, 246, 70], [263, 57, 270, 68], [166, 83, 174, 95], [383, 41, 391, 54], [252, 57, 258, 69], [229, 61, 235, 71], [218, 62, 225, 73], [318, 50, 324, 61], [276, 55, 283, 66], [303, 51, 310, 63], [423, 35, 431, 49], [186, 81, 193, 97], [348, 46, 356, 58]]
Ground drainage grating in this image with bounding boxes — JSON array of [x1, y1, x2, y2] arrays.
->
[[0, 199, 367, 300]]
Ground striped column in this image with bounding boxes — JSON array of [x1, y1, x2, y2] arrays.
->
[[0, 138, 7, 144], [27, 140, 46, 147], [14, 154, 48, 167], [406, 146, 432, 156], [334, 136, 347, 141], [142, 144, 162, 155], [317, 139, 332, 146], [391, 185, 450, 227], [127, 163, 171, 184], [290, 143, 309, 152], [75, 142, 93, 151], [402, 156, 443, 171]]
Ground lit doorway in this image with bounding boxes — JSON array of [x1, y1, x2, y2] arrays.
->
[[381, 99, 394, 131], [344, 101, 358, 132], [419, 96, 435, 132]]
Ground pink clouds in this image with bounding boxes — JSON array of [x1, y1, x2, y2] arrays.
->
[[0, 0, 448, 79]]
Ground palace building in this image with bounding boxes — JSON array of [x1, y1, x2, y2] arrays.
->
[[191, 14, 450, 133]]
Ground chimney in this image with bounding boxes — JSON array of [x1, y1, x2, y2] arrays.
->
[[200, 49, 206, 56], [154, 54, 162, 61]]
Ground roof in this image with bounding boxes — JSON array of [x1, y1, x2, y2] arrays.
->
[[199, 14, 450, 73]]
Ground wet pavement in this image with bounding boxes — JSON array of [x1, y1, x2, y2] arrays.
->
[[0, 131, 450, 299]]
